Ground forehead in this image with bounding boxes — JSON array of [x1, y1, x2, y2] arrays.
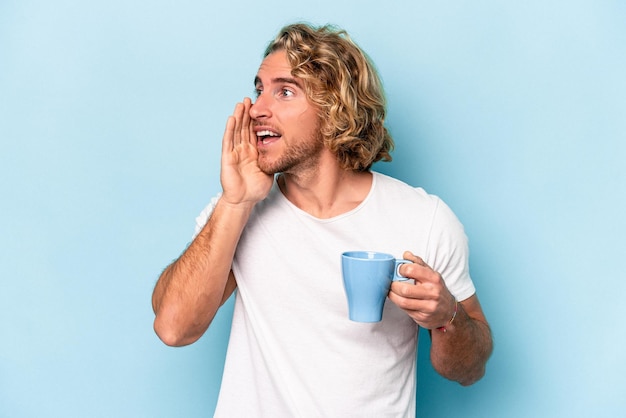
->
[[254, 50, 295, 84]]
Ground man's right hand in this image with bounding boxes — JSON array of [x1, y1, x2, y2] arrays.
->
[[220, 97, 273, 206], [153, 98, 267, 346]]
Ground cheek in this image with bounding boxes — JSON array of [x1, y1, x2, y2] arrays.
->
[[295, 108, 321, 130]]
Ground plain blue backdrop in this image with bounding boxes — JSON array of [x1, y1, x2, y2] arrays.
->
[[1, 1, 625, 417]]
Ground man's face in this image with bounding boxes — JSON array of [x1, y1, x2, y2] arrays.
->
[[251, 50, 324, 175]]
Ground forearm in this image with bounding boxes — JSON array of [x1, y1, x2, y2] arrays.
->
[[429, 301, 493, 386], [152, 198, 253, 346]]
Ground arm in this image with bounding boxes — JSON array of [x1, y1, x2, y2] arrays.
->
[[429, 294, 492, 386], [388, 252, 493, 386], [152, 200, 252, 347], [152, 98, 273, 347]]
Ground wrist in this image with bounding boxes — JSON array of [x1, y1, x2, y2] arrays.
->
[[218, 195, 257, 213], [436, 298, 458, 333]]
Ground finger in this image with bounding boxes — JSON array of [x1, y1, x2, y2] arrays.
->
[[247, 99, 256, 145], [241, 97, 252, 144], [402, 250, 427, 267], [388, 287, 432, 318], [388, 287, 439, 315], [401, 250, 418, 262], [397, 260, 427, 282], [400, 251, 441, 284], [390, 281, 432, 300], [232, 102, 244, 145], [222, 115, 236, 154]]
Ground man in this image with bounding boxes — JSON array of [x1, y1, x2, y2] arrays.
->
[[152, 23, 492, 417]]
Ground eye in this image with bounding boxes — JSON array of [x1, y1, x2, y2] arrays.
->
[[279, 88, 294, 98], [254, 87, 263, 98]]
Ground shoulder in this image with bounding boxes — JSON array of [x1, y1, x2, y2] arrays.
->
[[372, 171, 440, 205], [371, 171, 463, 230]]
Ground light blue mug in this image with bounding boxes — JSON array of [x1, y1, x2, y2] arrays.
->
[[341, 251, 412, 323]]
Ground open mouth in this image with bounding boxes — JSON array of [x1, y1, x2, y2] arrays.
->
[[256, 129, 281, 145]]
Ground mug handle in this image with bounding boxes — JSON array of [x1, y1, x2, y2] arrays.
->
[[393, 259, 415, 283]]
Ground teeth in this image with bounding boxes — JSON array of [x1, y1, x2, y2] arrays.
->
[[257, 130, 279, 137]]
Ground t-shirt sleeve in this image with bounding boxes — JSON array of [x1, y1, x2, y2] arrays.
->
[[424, 196, 476, 302], [193, 193, 223, 239]]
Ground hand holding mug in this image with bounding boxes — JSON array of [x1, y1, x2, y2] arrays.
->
[[388, 251, 457, 330]]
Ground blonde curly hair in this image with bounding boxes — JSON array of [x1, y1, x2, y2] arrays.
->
[[264, 23, 394, 172]]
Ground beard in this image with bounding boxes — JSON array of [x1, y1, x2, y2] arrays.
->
[[257, 131, 325, 175]]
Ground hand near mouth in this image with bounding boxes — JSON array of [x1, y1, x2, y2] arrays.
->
[[220, 97, 273, 207]]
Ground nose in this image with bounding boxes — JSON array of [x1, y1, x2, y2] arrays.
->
[[250, 93, 271, 120]]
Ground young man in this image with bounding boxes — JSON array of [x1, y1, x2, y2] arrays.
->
[[152, 23, 492, 417]]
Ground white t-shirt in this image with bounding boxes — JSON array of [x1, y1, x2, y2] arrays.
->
[[194, 172, 476, 418]]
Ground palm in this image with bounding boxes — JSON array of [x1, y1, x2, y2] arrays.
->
[[220, 99, 273, 205]]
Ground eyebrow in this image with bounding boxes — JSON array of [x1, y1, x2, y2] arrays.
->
[[254, 76, 303, 89]]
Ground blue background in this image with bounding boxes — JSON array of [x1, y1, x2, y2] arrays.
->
[[1, 1, 625, 417]]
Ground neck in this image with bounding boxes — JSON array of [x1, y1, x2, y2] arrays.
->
[[278, 161, 373, 219]]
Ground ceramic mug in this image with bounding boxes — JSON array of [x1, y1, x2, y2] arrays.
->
[[341, 251, 412, 323]]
